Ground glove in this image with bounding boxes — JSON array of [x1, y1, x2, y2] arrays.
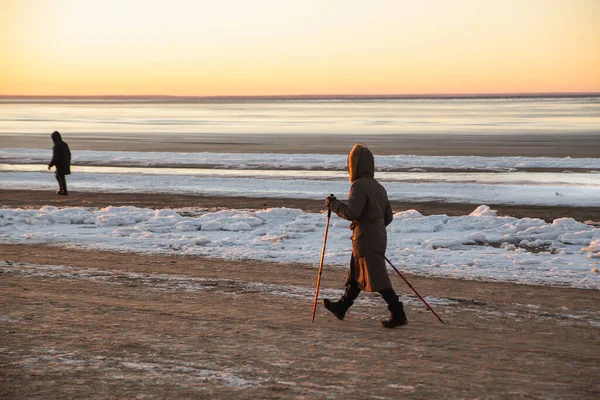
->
[[325, 194, 337, 208]]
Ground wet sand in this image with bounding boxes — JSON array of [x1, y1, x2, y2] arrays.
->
[[1, 244, 599, 399], [3, 132, 600, 157], [2, 189, 600, 223]]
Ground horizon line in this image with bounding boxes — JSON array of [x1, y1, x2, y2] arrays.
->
[[3, 93, 598, 105], [1, 91, 600, 100]]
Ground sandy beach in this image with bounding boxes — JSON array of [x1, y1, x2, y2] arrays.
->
[[2, 187, 600, 399], [2, 131, 600, 398], [1, 242, 599, 399], [2, 190, 600, 223]]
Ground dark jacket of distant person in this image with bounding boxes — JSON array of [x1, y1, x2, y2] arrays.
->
[[48, 131, 71, 176], [328, 144, 393, 292]]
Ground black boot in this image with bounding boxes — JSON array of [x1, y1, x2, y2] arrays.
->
[[379, 288, 407, 328], [322, 298, 351, 320], [322, 282, 361, 320], [381, 302, 408, 328]]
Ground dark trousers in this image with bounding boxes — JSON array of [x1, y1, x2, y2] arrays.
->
[[340, 280, 400, 308], [342, 255, 400, 308], [55, 173, 67, 193]]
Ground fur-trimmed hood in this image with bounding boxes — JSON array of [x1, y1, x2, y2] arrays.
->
[[348, 144, 375, 182]]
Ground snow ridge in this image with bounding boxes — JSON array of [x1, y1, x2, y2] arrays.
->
[[1, 205, 598, 289]]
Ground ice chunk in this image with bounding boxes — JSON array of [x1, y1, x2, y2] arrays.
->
[[552, 218, 593, 231], [395, 209, 423, 219], [465, 232, 487, 243], [174, 221, 202, 231], [201, 221, 223, 231], [223, 222, 253, 231], [470, 205, 497, 217], [582, 240, 600, 253]]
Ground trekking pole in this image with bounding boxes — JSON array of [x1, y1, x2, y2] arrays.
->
[[312, 194, 334, 322], [384, 255, 444, 324]]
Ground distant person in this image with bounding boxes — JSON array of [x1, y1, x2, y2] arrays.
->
[[323, 144, 407, 328], [48, 131, 71, 195]]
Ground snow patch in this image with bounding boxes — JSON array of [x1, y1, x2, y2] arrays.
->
[[1, 205, 600, 288]]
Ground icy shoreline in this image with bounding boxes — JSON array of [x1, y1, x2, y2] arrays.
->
[[3, 169, 599, 207], [1, 205, 598, 289], [3, 149, 600, 171]]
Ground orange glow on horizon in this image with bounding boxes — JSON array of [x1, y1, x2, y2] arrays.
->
[[2, 0, 599, 96]]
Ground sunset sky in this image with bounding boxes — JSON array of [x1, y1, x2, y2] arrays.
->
[[2, 0, 599, 96]]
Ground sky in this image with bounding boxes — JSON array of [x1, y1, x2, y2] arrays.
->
[[2, 0, 599, 96]]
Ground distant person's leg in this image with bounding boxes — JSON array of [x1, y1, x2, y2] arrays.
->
[[55, 173, 67, 195], [60, 175, 68, 195], [55, 173, 63, 194]]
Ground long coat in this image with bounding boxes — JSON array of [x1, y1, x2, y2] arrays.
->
[[49, 132, 71, 176], [329, 144, 393, 292]]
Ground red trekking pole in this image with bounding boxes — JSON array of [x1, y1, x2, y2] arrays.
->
[[312, 195, 333, 322], [384, 255, 444, 324]]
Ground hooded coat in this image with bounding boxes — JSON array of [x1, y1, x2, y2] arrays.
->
[[49, 131, 71, 175], [329, 144, 393, 292]]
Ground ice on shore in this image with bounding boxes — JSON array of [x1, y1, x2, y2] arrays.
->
[[2, 148, 600, 170], [3, 149, 599, 207], [1, 170, 599, 207], [1, 205, 598, 289]]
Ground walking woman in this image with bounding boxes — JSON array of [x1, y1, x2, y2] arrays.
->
[[323, 144, 407, 328]]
